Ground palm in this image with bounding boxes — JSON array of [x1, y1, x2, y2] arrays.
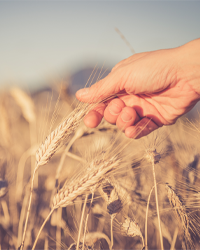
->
[[118, 81, 198, 126]]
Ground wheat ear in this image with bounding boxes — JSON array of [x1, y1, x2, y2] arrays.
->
[[35, 103, 90, 168], [165, 184, 192, 248], [121, 217, 144, 247], [53, 155, 121, 208], [100, 179, 124, 250]]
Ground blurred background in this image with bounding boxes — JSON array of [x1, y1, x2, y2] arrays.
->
[[1, 3, 200, 250], [0, 1, 200, 94]]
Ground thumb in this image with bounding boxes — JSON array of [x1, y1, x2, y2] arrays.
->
[[76, 72, 122, 103]]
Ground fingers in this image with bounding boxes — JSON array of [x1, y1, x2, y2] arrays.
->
[[104, 98, 126, 124], [116, 107, 140, 131], [104, 99, 140, 131], [84, 102, 160, 138], [83, 103, 106, 128], [83, 111, 102, 128], [83, 99, 141, 131], [125, 118, 159, 139]]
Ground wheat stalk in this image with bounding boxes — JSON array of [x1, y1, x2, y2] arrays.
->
[[76, 195, 88, 250], [145, 184, 155, 250], [145, 148, 163, 250], [21, 102, 91, 250], [82, 191, 95, 250], [106, 186, 123, 250]]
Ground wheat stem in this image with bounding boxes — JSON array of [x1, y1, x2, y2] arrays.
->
[[20, 167, 37, 250], [82, 192, 94, 250], [76, 195, 88, 250], [56, 208, 62, 250], [32, 208, 55, 250], [145, 185, 155, 250], [151, 159, 163, 250], [17, 184, 30, 248]]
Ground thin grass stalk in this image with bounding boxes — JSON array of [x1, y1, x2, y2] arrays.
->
[[82, 192, 94, 250], [16, 145, 38, 202], [151, 158, 163, 250], [145, 185, 155, 250], [32, 208, 55, 250], [56, 208, 62, 250], [76, 195, 88, 250], [115, 27, 136, 54], [17, 185, 30, 248], [20, 167, 37, 250], [44, 236, 48, 250], [29, 122, 37, 188]]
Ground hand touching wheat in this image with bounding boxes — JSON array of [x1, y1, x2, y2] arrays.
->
[[76, 39, 200, 138]]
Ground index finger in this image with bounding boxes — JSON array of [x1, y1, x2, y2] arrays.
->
[[76, 72, 123, 103]]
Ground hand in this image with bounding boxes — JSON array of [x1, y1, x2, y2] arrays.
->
[[76, 39, 200, 139]]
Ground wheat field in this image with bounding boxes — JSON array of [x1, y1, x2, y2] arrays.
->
[[0, 83, 200, 250]]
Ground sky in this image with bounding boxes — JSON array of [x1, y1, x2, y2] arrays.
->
[[0, 1, 200, 91]]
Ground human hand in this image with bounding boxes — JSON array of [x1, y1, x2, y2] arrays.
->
[[76, 39, 200, 138]]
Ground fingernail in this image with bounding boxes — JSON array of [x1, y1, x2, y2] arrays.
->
[[108, 103, 122, 115], [121, 111, 133, 122], [76, 88, 89, 97]]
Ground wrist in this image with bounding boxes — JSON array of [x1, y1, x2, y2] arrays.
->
[[177, 39, 200, 97]]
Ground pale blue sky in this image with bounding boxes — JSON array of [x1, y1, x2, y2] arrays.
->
[[0, 1, 200, 91]]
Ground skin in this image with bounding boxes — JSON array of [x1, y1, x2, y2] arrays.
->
[[76, 39, 200, 139]]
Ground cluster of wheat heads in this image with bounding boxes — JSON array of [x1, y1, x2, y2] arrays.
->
[[1, 84, 200, 249]]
